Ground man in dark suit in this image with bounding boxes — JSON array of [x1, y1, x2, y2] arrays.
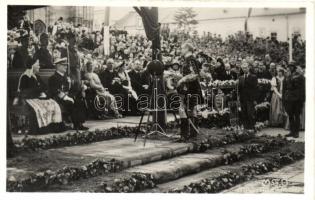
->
[[128, 60, 149, 96], [222, 63, 238, 80], [33, 33, 54, 69], [99, 59, 115, 94], [48, 58, 88, 131], [238, 62, 258, 132], [282, 63, 305, 138], [12, 34, 30, 69]]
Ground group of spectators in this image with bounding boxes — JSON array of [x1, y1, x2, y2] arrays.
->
[[7, 15, 306, 136]]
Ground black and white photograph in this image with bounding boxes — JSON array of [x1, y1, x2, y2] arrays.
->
[[2, 1, 315, 198]]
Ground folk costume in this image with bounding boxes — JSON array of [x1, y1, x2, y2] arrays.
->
[[177, 53, 203, 140]]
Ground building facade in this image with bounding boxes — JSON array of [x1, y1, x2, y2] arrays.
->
[[27, 6, 94, 34]]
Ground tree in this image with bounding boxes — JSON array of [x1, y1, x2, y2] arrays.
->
[[174, 8, 198, 34]]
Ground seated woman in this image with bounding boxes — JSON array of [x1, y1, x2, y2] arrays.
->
[[15, 59, 64, 134], [112, 61, 139, 115], [84, 61, 122, 118]]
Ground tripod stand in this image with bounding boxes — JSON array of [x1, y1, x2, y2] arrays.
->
[[134, 73, 172, 146]]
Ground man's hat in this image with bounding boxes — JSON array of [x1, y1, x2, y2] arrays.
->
[[54, 57, 68, 65]]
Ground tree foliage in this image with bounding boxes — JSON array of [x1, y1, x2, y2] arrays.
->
[[174, 8, 198, 33]]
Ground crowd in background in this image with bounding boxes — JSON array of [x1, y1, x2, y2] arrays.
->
[[7, 15, 306, 135]]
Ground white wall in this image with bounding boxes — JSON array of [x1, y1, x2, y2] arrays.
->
[[172, 13, 305, 41]]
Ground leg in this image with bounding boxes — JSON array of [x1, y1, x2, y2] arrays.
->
[[178, 98, 188, 140], [284, 101, 295, 136], [240, 102, 248, 129], [246, 101, 256, 130], [292, 101, 302, 137], [105, 92, 122, 118]]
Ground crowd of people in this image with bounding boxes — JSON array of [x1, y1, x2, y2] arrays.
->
[[7, 15, 306, 139]]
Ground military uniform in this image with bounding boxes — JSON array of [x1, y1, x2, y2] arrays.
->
[[48, 70, 87, 130]]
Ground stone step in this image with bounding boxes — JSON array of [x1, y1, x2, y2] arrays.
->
[[61, 138, 285, 192], [143, 143, 304, 193], [8, 126, 253, 192], [7, 138, 192, 181], [45, 143, 246, 192], [124, 144, 244, 184]]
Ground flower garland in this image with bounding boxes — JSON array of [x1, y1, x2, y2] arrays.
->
[[7, 158, 123, 192], [196, 107, 230, 128], [169, 149, 304, 193], [203, 79, 271, 89], [102, 173, 156, 193], [14, 126, 143, 151], [255, 102, 270, 111], [221, 136, 291, 165]]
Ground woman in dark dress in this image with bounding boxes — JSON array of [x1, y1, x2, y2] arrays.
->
[[16, 59, 64, 134], [111, 62, 138, 115], [19, 59, 46, 99]]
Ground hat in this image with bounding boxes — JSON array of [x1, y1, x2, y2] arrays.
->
[[54, 57, 68, 65]]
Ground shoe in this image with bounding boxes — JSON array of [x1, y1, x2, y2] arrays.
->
[[78, 125, 89, 130], [115, 112, 123, 118], [292, 132, 299, 138], [285, 132, 294, 137], [180, 118, 189, 140]]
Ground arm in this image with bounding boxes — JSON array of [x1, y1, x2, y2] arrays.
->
[[270, 77, 281, 97], [88, 74, 104, 90], [177, 74, 198, 86]]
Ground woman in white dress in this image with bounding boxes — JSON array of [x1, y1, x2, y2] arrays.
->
[[269, 67, 285, 126], [84, 61, 122, 118]]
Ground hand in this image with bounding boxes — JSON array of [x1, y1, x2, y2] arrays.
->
[[177, 80, 183, 86], [64, 96, 74, 103], [142, 85, 149, 90], [39, 92, 47, 98], [253, 101, 257, 106], [278, 94, 282, 99], [67, 77, 71, 83]]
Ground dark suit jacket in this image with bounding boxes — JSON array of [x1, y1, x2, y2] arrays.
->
[[128, 70, 144, 95], [20, 74, 46, 99], [33, 47, 54, 69], [99, 69, 115, 93], [238, 73, 258, 102], [48, 72, 70, 100], [282, 73, 305, 103], [222, 70, 237, 80]]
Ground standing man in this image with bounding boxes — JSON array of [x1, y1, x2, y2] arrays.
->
[[222, 63, 238, 80], [48, 58, 88, 131], [177, 43, 203, 141], [282, 63, 305, 138], [238, 62, 258, 133]]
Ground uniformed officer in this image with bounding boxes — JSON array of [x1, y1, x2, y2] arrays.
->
[[48, 57, 88, 131]]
